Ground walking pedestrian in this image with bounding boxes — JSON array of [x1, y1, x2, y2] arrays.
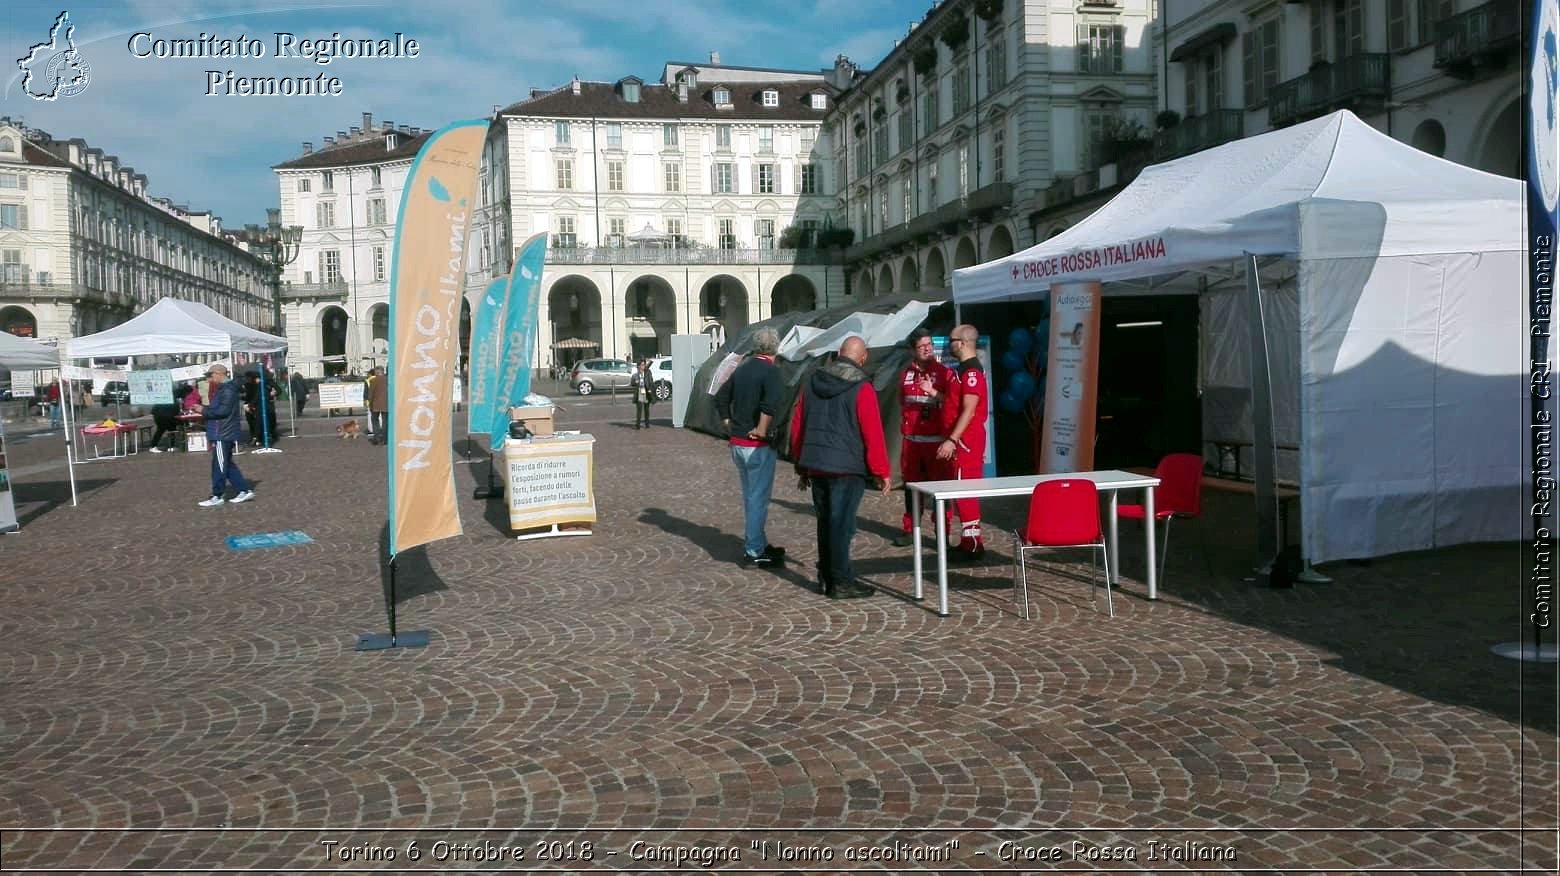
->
[[789, 336, 891, 598], [936, 324, 991, 561], [196, 364, 254, 507], [46, 378, 60, 428], [363, 370, 377, 440], [368, 366, 389, 444], [630, 359, 654, 429], [289, 369, 309, 418], [893, 328, 957, 547], [147, 386, 182, 453], [714, 328, 785, 569]]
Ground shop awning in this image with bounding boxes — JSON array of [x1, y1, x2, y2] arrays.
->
[[553, 338, 599, 349], [1169, 22, 1237, 62]]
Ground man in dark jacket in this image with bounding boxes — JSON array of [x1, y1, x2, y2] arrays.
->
[[368, 367, 389, 445], [198, 363, 254, 507], [789, 336, 891, 599], [714, 328, 785, 567], [289, 369, 308, 418]]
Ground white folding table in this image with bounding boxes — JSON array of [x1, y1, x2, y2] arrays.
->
[[906, 470, 1162, 616]]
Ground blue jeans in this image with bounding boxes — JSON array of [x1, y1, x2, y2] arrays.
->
[[48, 402, 60, 427], [210, 439, 252, 497], [811, 475, 866, 589], [730, 443, 777, 557]]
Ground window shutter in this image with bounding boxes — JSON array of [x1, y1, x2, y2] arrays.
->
[[751, 164, 758, 194], [1388, 0, 1407, 50], [1348, 0, 1364, 54], [1184, 65, 1198, 117], [1310, 0, 1326, 63], [710, 164, 717, 194], [16, 175, 25, 191], [1242, 31, 1257, 107], [1077, 23, 1088, 72], [1114, 26, 1125, 73], [19, 205, 27, 230]]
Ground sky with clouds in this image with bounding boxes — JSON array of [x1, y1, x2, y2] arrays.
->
[[2, 0, 930, 227]]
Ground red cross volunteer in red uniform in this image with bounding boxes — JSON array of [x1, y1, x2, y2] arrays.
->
[[893, 328, 957, 547], [936, 324, 989, 560]]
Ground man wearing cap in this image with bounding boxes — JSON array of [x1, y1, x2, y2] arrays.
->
[[936, 324, 989, 560], [892, 328, 957, 547], [196, 363, 254, 507]]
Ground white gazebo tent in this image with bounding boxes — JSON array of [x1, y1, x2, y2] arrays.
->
[[953, 110, 1526, 565], [0, 333, 74, 511], [65, 298, 290, 455]]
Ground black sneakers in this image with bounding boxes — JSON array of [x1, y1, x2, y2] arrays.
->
[[949, 543, 987, 563], [740, 545, 786, 568], [828, 582, 875, 599], [891, 532, 914, 547]]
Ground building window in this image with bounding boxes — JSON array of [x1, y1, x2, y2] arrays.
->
[[663, 124, 679, 148], [1084, 108, 1120, 168], [716, 124, 732, 149], [958, 143, 970, 197], [623, 81, 641, 102], [556, 158, 573, 190], [800, 128, 817, 155], [0, 173, 22, 189], [608, 217, 625, 246], [605, 123, 623, 149], [811, 93, 827, 110], [0, 137, 13, 153], [874, 125, 889, 164], [757, 163, 776, 194], [799, 163, 818, 195], [315, 202, 335, 229], [368, 198, 387, 225], [1203, 50, 1223, 111], [1332, 0, 1365, 59], [799, 218, 819, 247], [902, 174, 913, 221], [756, 218, 775, 249], [1, 250, 23, 284], [926, 163, 938, 210], [879, 190, 888, 226], [992, 125, 1006, 182], [714, 87, 732, 106], [555, 216, 576, 248], [758, 126, 774, 152], [320, 249, 341, 284], [372, 245, 386, 282], [607, 160, 624, 192], [1242, 17, 1282, 107], [718, 218, 736, 249], [663, 162, 681, 192], [665, 217, 684, 247], [715, 162, 735, 193], [1077, 24, 1126, 74], [369, 166, 382, 187], [987, 33, 1008, 89], [555, 121, 571, 146], [854, 142, 868, 177], [321, 170, 334, 192], [762, 89, 779, 107], [921, 88, 939, 136], [297, 178, 311, 193], [953, 66, 971, 115], [1416, 0, 1456, 47], [897, 111, 912, 154]]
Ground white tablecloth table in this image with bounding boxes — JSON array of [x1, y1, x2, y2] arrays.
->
[[906, 470, 1163, 616]]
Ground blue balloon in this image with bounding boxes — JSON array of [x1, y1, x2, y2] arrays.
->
[[1007, 327, 1032, 354], [1000, 350, 1026, 372], [997, 389, 1025, 413], [1009, 371, 1037, 401]]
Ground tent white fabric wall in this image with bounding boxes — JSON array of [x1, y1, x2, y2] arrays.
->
[[0, 332, 61, 369], [952, 111, 1527, 564]]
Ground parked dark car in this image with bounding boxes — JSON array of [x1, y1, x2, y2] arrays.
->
[[100, 381, 132, 405], [568, 358, 633, 395]]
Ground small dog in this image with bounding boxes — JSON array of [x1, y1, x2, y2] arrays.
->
[[336, 420, 361, 440]]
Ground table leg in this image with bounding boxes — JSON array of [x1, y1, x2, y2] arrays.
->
[[1106, 491, 1119, 585], [911, 489, 924, 601], [935, 498, 949, 617], [1144, 484, 1158, 600]]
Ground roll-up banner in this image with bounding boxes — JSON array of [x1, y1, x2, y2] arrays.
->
[[1039, 282, 1103, 473], [489, 233, 548, 451], [387, 119, 488, 557], [1525, 0, 1558, 643], [467, 276, 507, 438]]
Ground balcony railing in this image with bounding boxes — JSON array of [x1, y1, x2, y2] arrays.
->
[[545, 246, 842, 266], [965, 181, 1015, 217], [1153, 110, 1245, 160], [280, 282, 349, 300], [847, 223, 913, 262], [1268, 53, 1389, 128], [1434, 1, 1520, 77]]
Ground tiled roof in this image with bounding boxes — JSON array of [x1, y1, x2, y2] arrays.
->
[[19, 140, 70, 169], [273, 131, 432, 170], [500, 80, 833, 121]]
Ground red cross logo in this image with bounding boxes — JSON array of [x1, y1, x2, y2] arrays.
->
[[1010, 264, 1020, 280]]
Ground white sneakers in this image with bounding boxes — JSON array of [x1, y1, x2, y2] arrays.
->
[[149, 447, 163, 453], [197, 491, 254, 507]]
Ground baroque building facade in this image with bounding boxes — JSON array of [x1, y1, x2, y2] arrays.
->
[[0, 119, 275, 347]]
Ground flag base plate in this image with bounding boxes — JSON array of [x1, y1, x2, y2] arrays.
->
[[356, 630, 431, 651], [1490, 642, 1559, 663]]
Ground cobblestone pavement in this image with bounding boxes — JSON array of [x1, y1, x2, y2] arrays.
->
[[1, 394, 1554, 872]]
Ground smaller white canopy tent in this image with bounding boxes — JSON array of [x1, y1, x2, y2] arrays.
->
[[65, 298, 287, 358], [953, 111, 1526, 564], [0, 332, 61, 369], [778, 301, 937, 360]]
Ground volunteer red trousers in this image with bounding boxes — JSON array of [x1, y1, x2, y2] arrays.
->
[[899, 439, 952, 533], [951, 447, 984, 545]]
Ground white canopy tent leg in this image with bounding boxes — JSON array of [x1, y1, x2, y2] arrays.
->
[[58, 364, 78, 507], [1245, 253, 1282, 577]]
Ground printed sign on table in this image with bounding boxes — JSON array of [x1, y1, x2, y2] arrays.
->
[[11, 371, 35, 398], [505, 435, 596, 530], [316, 381, 366, 410], [129, 369, 174, 405]]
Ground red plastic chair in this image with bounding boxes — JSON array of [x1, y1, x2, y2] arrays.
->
[[1117, 452, 1211, 586], [1013, 478, 1112, 619]]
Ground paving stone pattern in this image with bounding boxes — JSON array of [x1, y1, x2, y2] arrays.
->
[[0, 397, 1555, 871]]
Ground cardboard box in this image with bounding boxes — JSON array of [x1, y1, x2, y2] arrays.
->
[[509, 405, 554, 437]]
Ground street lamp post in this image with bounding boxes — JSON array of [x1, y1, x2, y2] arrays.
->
[[244, 207, 302, 453]]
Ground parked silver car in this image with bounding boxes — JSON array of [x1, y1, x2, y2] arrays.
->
[[568, 358, 634, 395]]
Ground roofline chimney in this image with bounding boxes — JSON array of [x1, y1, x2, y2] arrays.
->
[[362, 111, 373, 131], [302, 141, 312, 154]]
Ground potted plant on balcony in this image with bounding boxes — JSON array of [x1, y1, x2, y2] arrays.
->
[[939, 15, 970, 53], [779, 224, 811, 249], [974, 0, 1004, 23], [1101, 117, 1154, 166], [817, 227, 855, 249], [1155, 109, 1182, 130], [912, 42, 937, 78]]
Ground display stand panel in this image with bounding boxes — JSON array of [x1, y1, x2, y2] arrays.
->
[[504, 434, 596, 537]]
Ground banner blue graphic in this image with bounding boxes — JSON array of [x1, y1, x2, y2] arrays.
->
[[467, 275, 509, 442], [227, 531, 314, 551], [489, 232, 548, 450]]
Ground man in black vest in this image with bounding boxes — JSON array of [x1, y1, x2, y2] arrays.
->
[[789, 336, 891, 599]]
